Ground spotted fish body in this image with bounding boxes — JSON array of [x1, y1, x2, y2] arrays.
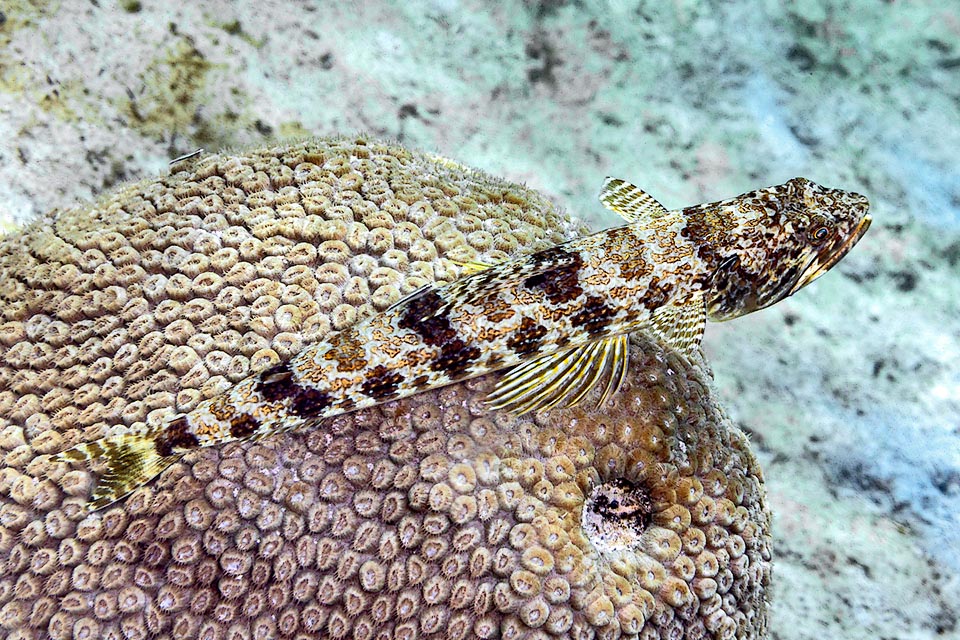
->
[[52, 177, 871, 510]]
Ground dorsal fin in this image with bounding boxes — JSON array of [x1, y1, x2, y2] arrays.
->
[[599, 177, 669, 223], [448, 258, 498, 276], [388, 257, 502, 313]]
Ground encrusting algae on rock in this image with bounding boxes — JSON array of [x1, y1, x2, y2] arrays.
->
[[0, 136, 776, 639]]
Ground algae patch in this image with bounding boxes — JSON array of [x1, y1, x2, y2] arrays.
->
[[120, 38, 216, 139], [0, 0, 82, 122]]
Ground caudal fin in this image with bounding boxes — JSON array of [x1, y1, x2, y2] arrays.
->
[[48, 430, 181, 511]]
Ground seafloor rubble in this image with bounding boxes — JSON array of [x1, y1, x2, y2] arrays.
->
[[0, 137, 771, 639]]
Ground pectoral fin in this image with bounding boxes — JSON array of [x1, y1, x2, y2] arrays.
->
[[647, 294, 706, 356], [599, 177, 669, 223], [486, 334, 630, 414]]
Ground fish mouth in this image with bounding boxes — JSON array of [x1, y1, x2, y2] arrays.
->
[[789, 214, 872, 295]]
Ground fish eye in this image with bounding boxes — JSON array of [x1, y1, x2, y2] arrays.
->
[[811, 225, 830, 243]]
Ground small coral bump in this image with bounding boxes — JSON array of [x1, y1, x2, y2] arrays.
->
[[658, 576, 694, 608], [644, 527, 683, 563], [520, 545, 555, 576], [583, 592, 615, 627]]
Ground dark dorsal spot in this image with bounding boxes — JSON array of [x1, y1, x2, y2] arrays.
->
[[256, 362, 296, 403], [361, 365, 405, 400], [524, 247, 584, 305], [571, 296, 618, 333], [154, 416, 200, 457], [258, 361, 334, 418], [417, 314, 458, 347], [398, 284, 479, 377], [229, 414, 261, 439], [289, 386, 334, 417], [431, 339, 482, 378], [398, 289, 457, 347], [507, 317, 548, 355]]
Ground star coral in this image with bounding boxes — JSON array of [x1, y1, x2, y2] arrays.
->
[[0, 136, 771, 639]]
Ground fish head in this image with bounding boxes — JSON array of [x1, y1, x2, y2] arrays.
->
[[703, 177, 871, 321]]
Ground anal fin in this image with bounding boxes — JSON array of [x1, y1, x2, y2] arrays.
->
[[647, 294, 706, 357], [486, 334, 630, 414]]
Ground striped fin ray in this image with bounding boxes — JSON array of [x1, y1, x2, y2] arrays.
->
[[47, 428, 180, 511], [599, 177, 669, 223], [486, 334, 630, 414], [598, 332, 630, 407], [647, 294, 706, 357], [449, 258, 498, 276]]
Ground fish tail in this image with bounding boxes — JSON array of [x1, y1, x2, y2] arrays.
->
[[49, 428, 181, 511]]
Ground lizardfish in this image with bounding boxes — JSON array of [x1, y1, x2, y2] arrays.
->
[[50, 176, 871, 510]]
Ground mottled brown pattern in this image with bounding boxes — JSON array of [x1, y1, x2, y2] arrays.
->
[[619, 255, 655, 282], [256, 362, 296, 403], [431, 338, 482, 377], [524, 246, 584, 304], [642, 280, 674, 311], [571, 295, 619, 333], [680, 177, 870, 320], [324, 328, 369, 372], [506, 316, 549, 355], [228, 414, 260, 439], [288, 386, 334, 417], [153, 416, 199, 456], [408, 374, 430, 389], [398, 289, 456, 346], [360, 365, 405, 400], [681, 205, 725, 273], [484, 306, 516, 323], [205, 395, 239, 422]]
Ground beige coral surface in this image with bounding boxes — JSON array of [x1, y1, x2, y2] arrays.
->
[[0, 137, 770, 639]]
